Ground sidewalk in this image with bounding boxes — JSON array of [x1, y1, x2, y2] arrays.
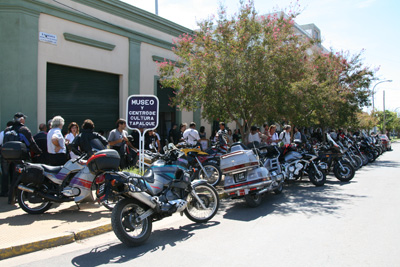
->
[[0, 188, 227, 260], [0, 198, 112, 260]]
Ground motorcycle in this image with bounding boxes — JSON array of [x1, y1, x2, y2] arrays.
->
[[178, 142, 222, 186], [359, 132, 379, 163], [109, 143, 219, 246], [221, 142, 284, 207], [279, 140, 326, 187], [0, 140, 118, 214], [337, 139, 363, 171], [317, 133, 355, 182]]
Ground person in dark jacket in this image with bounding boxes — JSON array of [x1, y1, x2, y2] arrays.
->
[[3, 112, 42, 204], [33, 123, 49, 164], [70, 119, 108, 158]]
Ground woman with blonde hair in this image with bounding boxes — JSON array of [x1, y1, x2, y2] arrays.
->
[[268, 125, 281, 145]]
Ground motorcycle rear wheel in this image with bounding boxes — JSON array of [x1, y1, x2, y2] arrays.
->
[[198, 163, 222, 187], [334, 161, 355, 182], [308, 166, 326, 187], [17, 183, 53, 214], [244, 193, 263, 207], [111, 198, 152, 247], [184, 183, 219, 223]]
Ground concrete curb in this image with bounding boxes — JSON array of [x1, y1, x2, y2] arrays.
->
[[0, 223, 112, 260], [0, 191, 227, 260]]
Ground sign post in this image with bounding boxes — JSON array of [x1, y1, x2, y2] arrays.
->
[[126, 95, 159, 174]]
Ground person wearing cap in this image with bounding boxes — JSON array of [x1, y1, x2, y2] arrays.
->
[[3, 112, 42, 203], [47, 116, 68, 166]]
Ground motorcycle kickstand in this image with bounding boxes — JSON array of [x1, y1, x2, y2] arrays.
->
[[75, 203, 80, 210]]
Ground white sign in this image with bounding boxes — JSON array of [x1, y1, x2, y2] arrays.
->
[[39, 32, 57, 45]]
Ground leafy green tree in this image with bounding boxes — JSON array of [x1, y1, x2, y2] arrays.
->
[[158, 1, 311, 140], [355, 111, 378, 132], [374, 110, 400, 134]]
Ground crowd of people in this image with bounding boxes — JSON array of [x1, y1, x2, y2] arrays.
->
[[0, 111, 361, 205]]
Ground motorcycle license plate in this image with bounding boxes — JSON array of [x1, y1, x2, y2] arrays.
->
[[234, 172, 247, 183]]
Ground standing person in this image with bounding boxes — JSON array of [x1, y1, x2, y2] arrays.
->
[[47, 116, 67, 166], [227, 129, 234, 146], [248, 125, 261, 145], [216, 122, 228, 146], [108, 119, 135, 168], [168, 124, 179, 145], [279, 125, 292, 145], [71, 119, 108, 157], [183, 122, 200, 146], [3, 113, 42, 203], [108, 118, 129, 150], [293, 126, 301, 141], [261, 123, 271, 144], [178, 123, 187, 143], [33, 123, 49, 164], [144, 130, 160, 151], [232, 129, 240, 143], [65, 122, 79, 159], [268, 125, 280, 145], [0, 121, 14, 197], [199, 126, 206, 139]]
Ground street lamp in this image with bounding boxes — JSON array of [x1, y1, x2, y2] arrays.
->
[[372, 79, 392, 111]]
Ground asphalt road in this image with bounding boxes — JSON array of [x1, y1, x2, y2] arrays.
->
[[3, 143, 400, 267]]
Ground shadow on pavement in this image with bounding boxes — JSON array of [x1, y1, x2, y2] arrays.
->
[[221, 178, 366, 222], [71, 221, 220, 266], [0, 202, 111, 227]]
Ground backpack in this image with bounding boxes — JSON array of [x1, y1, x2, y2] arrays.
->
[[3, 128, 21, 143]]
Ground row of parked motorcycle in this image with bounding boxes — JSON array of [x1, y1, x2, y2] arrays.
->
[[0, 131, 389, 247]]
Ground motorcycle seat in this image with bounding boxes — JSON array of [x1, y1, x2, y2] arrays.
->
[[41, 164, 63, 173]]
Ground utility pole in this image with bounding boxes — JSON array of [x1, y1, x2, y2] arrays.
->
[[155, 0, 158, 15], [383, 90, 386, 134]]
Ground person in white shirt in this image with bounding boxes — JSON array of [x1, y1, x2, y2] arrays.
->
[[183, 122, 200, 146], [47, 116, 67, 166], [65, 122, 79, 159], [279, 125, 292, 145], [268, 125, 280, 145], [248, 125, 261, 144]]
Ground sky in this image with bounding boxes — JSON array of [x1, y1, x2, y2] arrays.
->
[[121, 0, 399, 113]]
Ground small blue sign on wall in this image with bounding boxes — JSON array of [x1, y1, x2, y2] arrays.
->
[[126, 95, 159, 130]]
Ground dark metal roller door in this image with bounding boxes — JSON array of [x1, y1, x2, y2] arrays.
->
[[46, 63, 119, 135]]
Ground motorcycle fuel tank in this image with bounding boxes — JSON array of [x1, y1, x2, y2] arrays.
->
[[284, 151, 302, 163]]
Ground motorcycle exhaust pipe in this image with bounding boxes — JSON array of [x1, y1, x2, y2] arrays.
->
[[18, 184, 35, 193], [127, 191, 157, 209], [17, 184, 73, 203]]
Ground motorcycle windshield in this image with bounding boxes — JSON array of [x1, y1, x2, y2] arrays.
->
[[326, 133, 340, 148]]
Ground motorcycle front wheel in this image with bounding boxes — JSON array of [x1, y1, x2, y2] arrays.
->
[[17, 183, 53, 214], [334, 161, 355, 182], [198, 163, 222, 187], [184, 183, 219, 223], [308, 166, 326, 187], [111, 198, 152, 247]]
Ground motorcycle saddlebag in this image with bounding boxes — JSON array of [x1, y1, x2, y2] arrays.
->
[[220, 149, 258, 175], [1, 141, 29, 161], [20, 164, 45, 185], [87, 149, 120, 174]]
